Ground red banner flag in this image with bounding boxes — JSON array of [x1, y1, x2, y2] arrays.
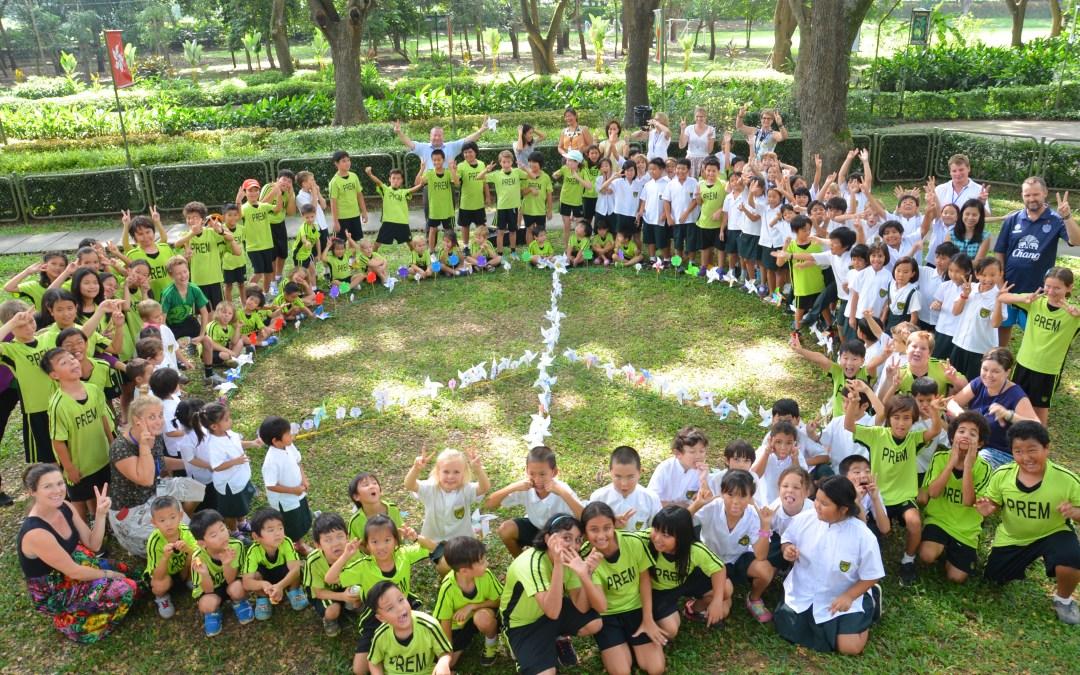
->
[[105, 30, 133, 89]]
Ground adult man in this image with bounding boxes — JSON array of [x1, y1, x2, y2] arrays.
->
[[394, 117, 491, 167], [935, 154, 989, 211], [994, 177, 1079, 345]]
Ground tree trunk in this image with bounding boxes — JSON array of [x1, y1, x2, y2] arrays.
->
[[770, 0, 796, 72], [623, 0, 660, 128], [692, 18, 702, 49], [708, 19, 716, 60], [24, 0, 46, 75], [1050, 0, 1063, 37], [1004, 0, 1028, 47], [520, 0, 569, 74], [265, 35, 277, 69], [745, 17, 751, 49], [0, 15, 15, 71], [621, 0, 629, 53], [575, 0, 588, 60], [271, 0, 294, 76], [789, 0, 874, 174], [308, 0, 372, 126], [508, 22, 520, 59]]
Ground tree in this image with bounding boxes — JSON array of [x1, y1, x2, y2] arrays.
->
[[574, 0, 587, 60], [1004, 0, 1029, 47], [271, 0, 294, 76], [1050, 0, 1063, 37], [788, 0, 874, 173], [586, 13, 610, 72], [770, 0, 795, 72], [308, 0, 373, 126], [520, 0, 569, 74], [623, 0, 660, 128], [138, 2, 177, 64]]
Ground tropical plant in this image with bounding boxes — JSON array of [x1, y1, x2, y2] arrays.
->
[[312, 29, 329, 70], [586, 14, 610, 73], [242, 31, 263, 72], [59, 51, 80, 88], [183, 40, 204, 82], [678, 33, 695, 72], [124, 43, 138, 76], [482, 28, 502, 73]]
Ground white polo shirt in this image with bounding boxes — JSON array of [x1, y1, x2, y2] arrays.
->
[[663, 176, 699, 224], [502, 479, 579, 528], [412, 479, 480, 540], [207, 430, 252, 495], [755, 452, 810, 505], [262, 443, 305, 512], [819, 416, 870, 473], [697, 498, 761, 564], [648, 457, 705, 505], [589, 483, 663, 532], [769, 496, 814, 536]]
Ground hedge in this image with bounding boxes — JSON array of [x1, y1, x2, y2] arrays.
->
[[933, 132, 1044, 186], [0, 178, 17, 222], [149, 161, 271, 211], [277, 153, 397, 198], [22, 169, 144, 219]]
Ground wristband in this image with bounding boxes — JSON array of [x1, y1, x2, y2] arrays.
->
[[757, 529, 771, 539]]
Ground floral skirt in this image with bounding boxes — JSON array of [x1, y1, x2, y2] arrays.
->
[[24, 545, 139, 644]]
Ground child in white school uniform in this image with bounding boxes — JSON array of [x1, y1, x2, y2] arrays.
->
[[648, 426, 710, 508], [589, 445, 663, 532], [405, 447, 490, 549], [709, 440, 767, 508], [751, 421, 810, 506], [766, 466, 815, 572]]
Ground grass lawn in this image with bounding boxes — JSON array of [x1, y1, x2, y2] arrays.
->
[[0, 215, 1077, 672]]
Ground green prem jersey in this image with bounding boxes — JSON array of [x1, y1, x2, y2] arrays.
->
[[457, 161, 486, 210], [160, 284, 208, 328], [294, 221, 320, 262], [853, 426, 924, 506], [1015, 296, 1080, 375], [922, 450, 993, 548], [499, 547, 582, 629], [424, 169, 455, 220], [221, 224, 247, 270], [329, 172, 363, 220], [241, 203, 276, 252], [592, 232, 614, 250], [898, 359, 948, 396], [697, 181, 726, 230], [47, 383, 112, 478], [522, 172, 553, 217], [555, 166, 585, 206], [348, 502, 403, 541], [787, 240, 826, 298], [325, 251, 352, 281], [37, 323, 109, 353], [438, 247, 463, 267], [260, 184, 291, 225], [985, 460, 1080, 547], [243, 537, 299, 575], [191, 539, 246, 598], [145, 524, 197, 579], [432, 569, 504, 630], [0, 340, 54, 413], [83, 356, 120, 393], [637, 532, 724, 591], [187, 229, 226, 286], [471, 240, 496, 260], [581, 165, 600, 198], [528, 240, 554, 258], [616, 240, 638, 259], [487, 168, 528, 210], [239, 307, 271, 334], [303, 548, 346, 597], [206, 320, 236, 348], [409, 250, 430, 271], [353, 250, 385, 274], [125, 244, 175, 298], [829, 363, 871, 418], [581, 530, 653, 615], [567, 233, 589, 254], [16, 278, 48, 310], [368, 611, 451, 675], [378, 185, 412, 225], [339, 544, 430, 621]]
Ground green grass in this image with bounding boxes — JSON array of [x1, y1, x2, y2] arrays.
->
[[0, 229, 1077, 672]]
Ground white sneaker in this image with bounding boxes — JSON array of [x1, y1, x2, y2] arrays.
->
[[155, 594, 175, 619]]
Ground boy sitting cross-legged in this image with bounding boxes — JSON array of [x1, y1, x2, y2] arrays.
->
[[432, 536, 503, 668]]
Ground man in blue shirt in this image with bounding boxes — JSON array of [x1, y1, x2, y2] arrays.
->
[[994, 177, 1079, 345]]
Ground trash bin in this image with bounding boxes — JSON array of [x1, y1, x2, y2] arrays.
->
[[633, 105, 653, 130]]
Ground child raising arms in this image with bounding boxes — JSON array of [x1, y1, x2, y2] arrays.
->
[[405, 448, 489, 550]]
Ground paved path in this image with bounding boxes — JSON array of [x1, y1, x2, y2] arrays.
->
[[886, 120, 1080, 142]]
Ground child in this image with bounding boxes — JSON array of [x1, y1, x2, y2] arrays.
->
[[407, 236, 434, 280], [527, 228, 555, 266], [480, 150, 530, 257], [883, 256, 921, 330], [690, 470, 776, 623], [765, 467, 814, 572], [849, 243, 892, 335], [815, 385, 874, 475], [296, 170, 329, 252], [159, 256, 209, 341], [648, 427, 710, 508], [238, 287, 279, 347], [189, 508, 254, 637], [758, 186, 789, 295], [756, 398, 829, 478], [417, 149, 456, 253], [465, 225, 501, 271], [221, 204, 248, 304], [844, 389, 943, 586], [591, 219, 616, 265], [521, 152, 553, 246], [365, 166, 423, 253], [639, 157, 671, 264], [641, 505, 730, 637], [917, 411, 992, 584], [322, 237, 354, 287], [121, 214, 174, 299], [4, 252, 68, 310], [43, 348, 114, 518], [303, 512, 357, 636], [708, 440, 767, 507], [176, 399, 213, 509], [598, 160, 642, 249], [405, 448, 489, 544], [0, 303, 56, 463], [137, 299, 186, 371], [788, 334, 869, 419], [292, 203, 323, 288], [349, 235, 389, 286], [691, 157, 726, 270], [432, 537, 503, 667], [977, 421, 1080, 625], [751, 421, 810, 505], [259, 415, 313, 550], [261, 170, 296, 286], [241, 507, 309, 620], [275, 282, 315, 321], [662, 158, 699, 263], [146, 496, 197, 618], [235, 178, 283, 292], [437, 231, 468, 277], [456, 142, 490, 252], [593, 158, 616, 241], [566, 220, 591, 267], [613, 232, 642, 267], [555, 150, 591, 247], [719, 171, 744, 276], [329, 150, 369, 241], [994, 266, 1080, 425], [348, 471, 404, 542], [949, 256, 1002, 381], [486, 445, 583, 557], [203, 301, 242, 381], [201, 402, 259, 534], [174, 202, 242, 309], [589, 445, 662, 532], [736, 176, 765, 294], [840, 455, 891, 538], [580, 502, 667, 675], [929, 252, 973, 359], [917, 241, 958, 333], [365, 581, 453, 675], [774, 215, 825, 329]]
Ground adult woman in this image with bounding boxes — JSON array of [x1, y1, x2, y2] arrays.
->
[[735, 106, 789, 162], [108, 395, 204, 555], [952, 198, 990, 260], [774, 475, 884, 655], [678, 107, 715, 177], [946, 348, 1039, 469], [515, 124, 547, 169], [886, 330, 966, 396], [630, 112, 672, 161], [499, 514, 605, 675], [598, 120, 630, 163], [557, 108, 594, 159], [17, 464, 137, 643]]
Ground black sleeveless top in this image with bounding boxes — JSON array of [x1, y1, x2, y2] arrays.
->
[[18, 503, 80, 578]]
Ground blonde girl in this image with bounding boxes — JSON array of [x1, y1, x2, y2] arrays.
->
[[404, 448, 490, 545], [407, 236, 434, 279], [203, 301, 243, 369]]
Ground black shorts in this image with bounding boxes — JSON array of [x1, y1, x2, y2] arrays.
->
[[559, 202, 584, 218], [642, 223, 670, 249], [1011, 363, 1060, 409], [885, 500, 919, 523], [292, 255, 314, 269], [505, 598, 599, 675], [652, 568, 714, 620], [23, 409, 52, 465], [426, 217, 453, 231], [522, 214, 546, 231], [593, 212, 613, 235], [270, 222, 289, 259], [338, 216, 364, 241], [451, 620, 479, 652], [762, 247, 782, 271], [223, 267, 246, 285], [169, 316, 201, 341], [796, 293, 820, 311], [985, 529, 1080, 584], [458, 208, 487, 228], [66, 464, 110, 502], [215, 481, 256, 518], [376, 221, 411, 245], [355, 615, 380, 654], [198, 283, 223, 310], [313, 598, 344, 618], [615, 214, 639, 237], [767, 532, 793, 572], [595, 608, 651, 651], [723, 229, 741, 254], [921, 523, 978, 574], [684, 223, 720, 253], [248, 249, 275, 275], [253, 563, 289, 586], [495, 208, 518, 231], [513, 517, 540, 549], [774, 590, 877, 653], [281, 497, 313, 541], [582, 196, 597, 221], [672, 223, 690, 251], [726, 551, 757, 586], [737, 232, 760, 260]]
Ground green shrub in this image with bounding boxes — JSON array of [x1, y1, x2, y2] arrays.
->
[[0, 177, 18, 221], [1041, 141, 1080, 190], [12, 76, 81, 99], [135, 55, 176, 80], [934, 132, 1043, 185], [876, 132, 936, 182], [22, 169, 144, 219], [149, 160, 270, 210]]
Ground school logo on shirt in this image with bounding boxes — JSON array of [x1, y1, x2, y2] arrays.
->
[[453, 506, 465, 520], [839, 560, 851, 573], [685, 490, 698, 500], [738, 535, 750, 546], [979, 308, 991, 319], [897, 302, 907, 312], [878, 288, 888, 298]]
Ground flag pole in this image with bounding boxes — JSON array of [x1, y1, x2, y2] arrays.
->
[[104, 29, 137, 193]]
